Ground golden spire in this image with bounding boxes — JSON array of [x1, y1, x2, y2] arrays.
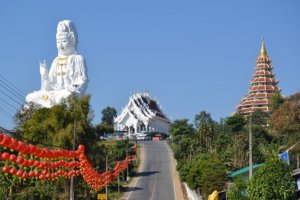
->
[[259, 36, 268, 58]]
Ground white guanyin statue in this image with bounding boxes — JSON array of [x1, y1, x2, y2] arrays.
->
[[26, 20, 88, 108]]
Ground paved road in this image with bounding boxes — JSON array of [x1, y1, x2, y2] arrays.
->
[[125, 141, 176, 200]]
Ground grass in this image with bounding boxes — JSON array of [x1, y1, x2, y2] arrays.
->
[[106, 143, 141, 200]]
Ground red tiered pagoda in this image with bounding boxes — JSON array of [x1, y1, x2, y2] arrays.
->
[[237, 38, 279, 115]]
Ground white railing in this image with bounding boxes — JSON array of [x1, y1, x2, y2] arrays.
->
[[184, 183, 203, 200]]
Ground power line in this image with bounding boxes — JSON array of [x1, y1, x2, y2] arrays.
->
[[0, 106, 14, 119], [0, 87, 23, 106], [0, 97, 18, 112], [0, 81, 25, 104], [0, 74, 26, 96]]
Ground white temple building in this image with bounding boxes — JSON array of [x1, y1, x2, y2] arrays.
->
[[114, 92, 170, 135]]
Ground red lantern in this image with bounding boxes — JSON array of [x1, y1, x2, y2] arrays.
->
[[2, 166, 10, 173], [0, 133, 4, 142], [9, 154, 17, 162], [28, 171, 35, 177], [35, 147, 42, 157], [1, 152, 10, 160], [77, 145, 85, 154], [16, 156, 24, 165], [0, 135, 11, 147], [8, 138, 17, 150], [28, 159, 34, 166], [39, 174, 45, 180], [22, 172, 28, 179], [16, 170, 23, 178], [15, 141, 24, 152], [33, 160, 40, 167], [46, 173, 51, 179], [34, 170, 39, 177], [9, 167, 17, 175], [23, 159, 29, 167], [20, 145, 30, 155]]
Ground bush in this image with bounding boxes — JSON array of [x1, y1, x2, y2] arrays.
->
[[227, 178, 248, 200], [248, 157, 295, 200]]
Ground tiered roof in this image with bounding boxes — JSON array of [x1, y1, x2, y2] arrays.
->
[[237, 38, 279, 115], [114, 92, 170, 125]]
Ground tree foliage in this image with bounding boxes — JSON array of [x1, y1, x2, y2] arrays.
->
[[184, 153, 226, 198], [269, 93, 300, 136], [169, 119, 194, 138], [228, 178, 248, 200], [194, 111, 215, 152], [226, 114, 245, 132], [101, 106, 117, 125], [16, 95, 94, 148], [248, 157, 295, 200], [10, 95, 136, 199], [169, 94, 300, 198], [95, 123, 114, 137], [270, 90, 285, 112]]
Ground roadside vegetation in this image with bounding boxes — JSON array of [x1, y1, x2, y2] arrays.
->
[[170, 91, 299, 199], [0, 95, 136, 199]]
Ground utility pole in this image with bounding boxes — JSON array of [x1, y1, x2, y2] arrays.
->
[[70, 119, 76, 200], [126, 150, 129, 182], [106, 154, 108, 199], [249, 113, 253, 179], [117, 172, 120, 193], [117, 151, 120, 193]]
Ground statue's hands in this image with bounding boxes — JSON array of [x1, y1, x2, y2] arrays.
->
[[39, 60, 48, 76]]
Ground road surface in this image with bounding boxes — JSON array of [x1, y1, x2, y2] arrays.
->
[[124, 141, 177, 200]]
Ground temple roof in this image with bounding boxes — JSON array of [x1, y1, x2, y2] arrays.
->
[[114, 92, 170, 124], [259, 37, 268, 58], [236, 38, 279, 115]]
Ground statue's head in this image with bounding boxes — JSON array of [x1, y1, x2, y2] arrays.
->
[[56, 20, 78, 56]]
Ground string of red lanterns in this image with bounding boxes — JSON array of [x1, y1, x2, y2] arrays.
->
[[0, 133, 137, 191]]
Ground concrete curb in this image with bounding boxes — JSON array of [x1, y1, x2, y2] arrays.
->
[[165, 141, 185, 200]]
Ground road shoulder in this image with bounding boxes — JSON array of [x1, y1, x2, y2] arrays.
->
[[121, 142, 144, 200], [165, 141, 185, 200]]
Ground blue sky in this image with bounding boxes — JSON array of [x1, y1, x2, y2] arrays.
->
[[0, 1, 300, 129]]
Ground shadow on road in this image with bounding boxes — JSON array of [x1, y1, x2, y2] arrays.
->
[[125, 186, 143, 191], [134, 171, 160, 177]]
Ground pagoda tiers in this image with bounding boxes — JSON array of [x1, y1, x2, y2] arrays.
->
[[237, 38, 279, 115], [114, 92, 171, 135]]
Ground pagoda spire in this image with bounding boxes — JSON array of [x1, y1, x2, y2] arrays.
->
[[259, 36, 268, 58], [236, 38, 279, 115]]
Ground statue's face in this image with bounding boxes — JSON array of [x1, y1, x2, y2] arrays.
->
[[56, 34, 74, 56]]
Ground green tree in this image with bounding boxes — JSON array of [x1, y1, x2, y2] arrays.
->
[[194, 111, 214, 129], [173, 137, 195, 161], [270, 90, 285, 112], [95, 123, 114, 137], [251, 109, 269, 126], [228, 178, 248, 200], [169, 119, 195, 161], [214, 133, 232, 169], [186, 153, 226, 198], [226, 114, 248, 169], [269, 93, 300, 137], [248, 157, 295, 200], [249, 110, 274, 164], [17, 95, 94, 148], [169, 119, 194, 138], [101, 106, 117, 125], [14, 102, 41, 127], [13, 95, 97, 199], [194, 111, 215, 152], [226, 114, 245, 133]]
